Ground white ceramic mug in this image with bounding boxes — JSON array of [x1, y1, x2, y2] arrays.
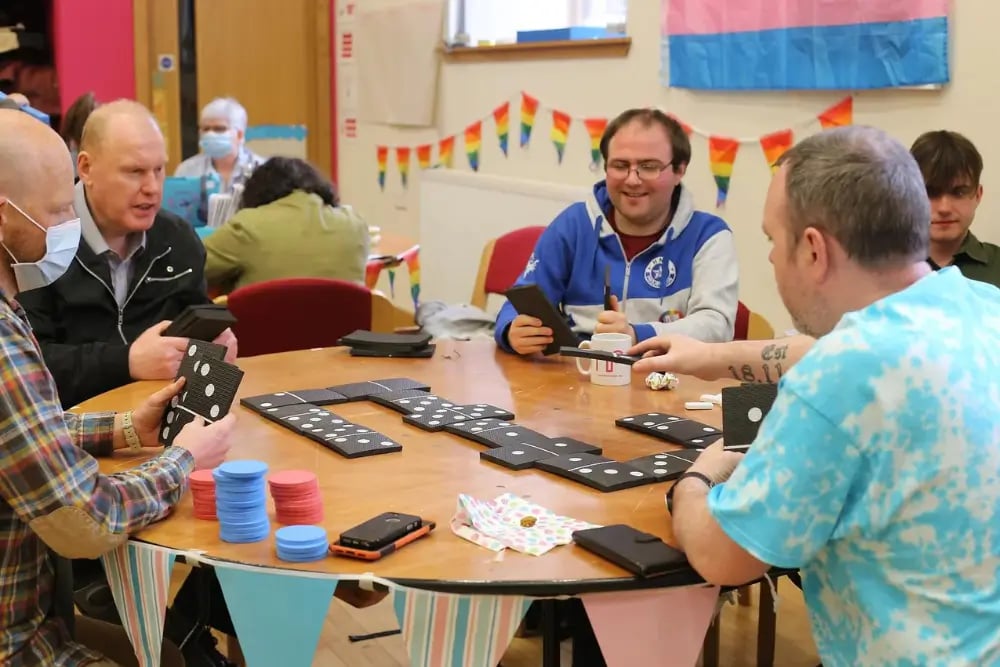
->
[[575, 333, 632, 386]]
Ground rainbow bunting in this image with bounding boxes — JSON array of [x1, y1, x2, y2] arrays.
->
[[396, 147, 411, 187], [465, 121, 482, 172], [493, 102, 510, 157], [708, 136, 739, 208], [416, 144, 432, 169], [550, 110, 571, 164], [439, 136, 455, 168], [667, 112, 693, 136], [400, 246, 421, 307], [376, 146, 388, 191], [583, 118, 608, 167], [818, 96, 853, 129], [520, 93, 539, 147], [759, 129, 793, 173]]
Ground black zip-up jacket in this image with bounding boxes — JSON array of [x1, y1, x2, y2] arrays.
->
[[19, 210, 210, 408]]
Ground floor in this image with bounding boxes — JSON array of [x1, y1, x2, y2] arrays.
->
[[167, 564, 820, 666]]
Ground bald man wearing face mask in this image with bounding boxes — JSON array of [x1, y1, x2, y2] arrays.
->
[[0, 108, 239, 667]]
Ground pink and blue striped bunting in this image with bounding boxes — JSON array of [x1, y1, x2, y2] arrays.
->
[[392, 588, 532, 667], [662, 0, 950, 90], [100, 541, 176, 667]]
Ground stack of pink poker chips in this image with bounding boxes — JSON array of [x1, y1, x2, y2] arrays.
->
[[268, 470, 324, 525], [189, 469, 217, 520]]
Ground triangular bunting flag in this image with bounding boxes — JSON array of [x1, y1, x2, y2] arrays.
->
[[396, 146, 411, 188], [416, 144, 432, 169], [376, 146, 388, 191], [439, 136, 455, 168], [520, 92, 539, 147], [400, 245, 421, 307], [583, 586, 720, 667], [667, 112, 693, 136], [818, 96, 853, 129], [387, 267, 396, 297], [583, 118, 608, 168], [216, 567, 338, 667], [465, 121, 482, 172], [393, 587, 532, 667], [493, 102, 510, 157], [708, 136, 740, 208], [759, 129, 794, 174], [550, 110, 571, 164], [100, 542, 176, 667]]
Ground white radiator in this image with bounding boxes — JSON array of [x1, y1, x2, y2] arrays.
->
[[418, 169, 588, 314]]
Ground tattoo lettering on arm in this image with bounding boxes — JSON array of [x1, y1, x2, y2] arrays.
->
[[729, 365, 757, 382]]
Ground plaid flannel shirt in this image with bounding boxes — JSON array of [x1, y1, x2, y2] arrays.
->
[[0, 291, 194, 666]]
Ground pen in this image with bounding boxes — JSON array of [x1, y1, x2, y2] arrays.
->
[[603, 265, 613, 310]]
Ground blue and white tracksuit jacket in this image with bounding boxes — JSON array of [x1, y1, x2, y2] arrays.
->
[[495, 180, 739, 353]]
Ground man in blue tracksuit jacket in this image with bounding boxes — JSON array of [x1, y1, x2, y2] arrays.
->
[[495, 108, 739, 355]]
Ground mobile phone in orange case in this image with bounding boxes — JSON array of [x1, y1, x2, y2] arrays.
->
[[329, 521, 436, 561]]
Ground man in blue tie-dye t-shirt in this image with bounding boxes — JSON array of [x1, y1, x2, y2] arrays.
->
[[634, 126, 1000, 666]]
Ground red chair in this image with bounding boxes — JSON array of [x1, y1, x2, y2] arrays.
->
[[470, 226, 546, 309], [733, 301, 775, 341], [226, 278, 395, 357]]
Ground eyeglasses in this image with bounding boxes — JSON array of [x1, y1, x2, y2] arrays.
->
[[606, 161, 673, 181]]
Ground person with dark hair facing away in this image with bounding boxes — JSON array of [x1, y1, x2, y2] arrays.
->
[[203, 156, 369, 293], [60, 91, 99, 179], [494, 107, 739, 356]]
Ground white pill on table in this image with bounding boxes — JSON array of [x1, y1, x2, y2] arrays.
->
[[684, 401, 714, 410]]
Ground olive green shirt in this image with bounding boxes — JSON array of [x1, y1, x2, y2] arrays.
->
[[204, 190, 370, 292], [928, 232, 1000, 289]]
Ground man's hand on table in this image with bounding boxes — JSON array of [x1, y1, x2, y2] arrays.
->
[[629, 334, 717, 379]]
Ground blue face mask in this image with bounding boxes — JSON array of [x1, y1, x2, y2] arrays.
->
[[2, 201, 81, 292], [199, 131, 235, 159]]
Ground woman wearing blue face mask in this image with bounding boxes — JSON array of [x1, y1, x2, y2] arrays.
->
[[174, 97, 266, 193]]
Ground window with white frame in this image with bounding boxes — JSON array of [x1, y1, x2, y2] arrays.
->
[[447, 0, 628, 47]]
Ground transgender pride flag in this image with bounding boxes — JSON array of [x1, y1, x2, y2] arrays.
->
[[663, 0, 950, 90]]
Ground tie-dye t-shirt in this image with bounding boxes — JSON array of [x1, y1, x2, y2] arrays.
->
[[708, 267, 1000, 666]]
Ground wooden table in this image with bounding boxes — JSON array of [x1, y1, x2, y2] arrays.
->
[[84, 340, 734, 596]]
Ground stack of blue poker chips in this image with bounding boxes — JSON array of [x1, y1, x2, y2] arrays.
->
[[275, 525, 330, 562], [213, 461, 270, 544]]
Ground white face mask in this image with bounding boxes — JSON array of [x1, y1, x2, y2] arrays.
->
[[2, 201, 81, 292]]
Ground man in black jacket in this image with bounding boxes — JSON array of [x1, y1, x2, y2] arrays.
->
[[19, 99, 237, 409]]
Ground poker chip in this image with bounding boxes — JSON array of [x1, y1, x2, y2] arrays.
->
[[213, 460, 270, 543], [189, 469, 217, 520], [268, 470, 324, 526], [275, 525, 330, 562]]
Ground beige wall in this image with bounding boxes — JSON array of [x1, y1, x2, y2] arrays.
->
[[338, 1, 992, 332]]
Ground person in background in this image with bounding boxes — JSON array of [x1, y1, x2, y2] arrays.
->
[[660, 125, 1000, 666], [60, 91, 99, 179], [18, 99, 237, 409], [494, 107, 739, 356], [0, 106, 237, 667], [203, 156, 370, 293], [174, 97, 266, 192]]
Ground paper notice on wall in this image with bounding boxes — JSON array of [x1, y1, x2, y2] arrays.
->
[[338, 0, 357, 26]]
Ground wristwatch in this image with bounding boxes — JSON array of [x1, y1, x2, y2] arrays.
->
[[122, 411, 143, 451], [665, 471, 714, 515]]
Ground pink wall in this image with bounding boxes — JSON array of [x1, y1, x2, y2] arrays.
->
[[52, 0, 136, 115]]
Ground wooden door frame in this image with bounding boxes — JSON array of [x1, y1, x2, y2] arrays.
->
[[132, 0, 183, 172]]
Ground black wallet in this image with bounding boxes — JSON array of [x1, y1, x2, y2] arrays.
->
[[721, 383, 779, 446], [572, 524, 689, 578], [162, 304, 237, 341]]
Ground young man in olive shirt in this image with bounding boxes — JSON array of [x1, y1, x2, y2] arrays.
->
[[912, 130, 1000, 286]]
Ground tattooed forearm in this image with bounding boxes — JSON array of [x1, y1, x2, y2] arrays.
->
[[729, 359, 783, 384], [761, 344, 789, 361]]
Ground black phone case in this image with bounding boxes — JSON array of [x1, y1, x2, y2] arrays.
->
[[504, 284, 580, 355], [350, 345, 436, 359], [572, 524, 689, 577], [559, 346, 641, 365], [339, 512, 423, 550]]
